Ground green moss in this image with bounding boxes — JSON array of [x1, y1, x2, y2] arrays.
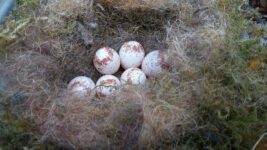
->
[[49, 21, 76, 37], [178, 0, 267, 149], [0, 104, 36, 149], [0, 0, 37, 60], [13, 0, 38, 19]]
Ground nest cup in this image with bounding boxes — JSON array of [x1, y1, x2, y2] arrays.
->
[[0, 0, 225, 149]]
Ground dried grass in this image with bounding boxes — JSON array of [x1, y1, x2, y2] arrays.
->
[[0, 0, 226, 149], [166, 0, 226, 69], [44, 0, 94, 18], [2, 52, 193, 148], [98, 0, 179, 9]]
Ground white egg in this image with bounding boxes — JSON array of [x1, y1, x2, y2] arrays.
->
[[121, 68, 146, 85], [141, 50, 169, 76], [96, 75, 121, 97], [93, 47, 120, 75], [119, 41, 145, 69], [68, 76, 96, 98]]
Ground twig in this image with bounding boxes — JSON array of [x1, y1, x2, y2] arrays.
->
[[252, 132, 267, 150]]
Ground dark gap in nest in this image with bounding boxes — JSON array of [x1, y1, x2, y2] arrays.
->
[[57, 45, 100, 84], [92, 1, 177, 51], [60, 1, 179, 83]]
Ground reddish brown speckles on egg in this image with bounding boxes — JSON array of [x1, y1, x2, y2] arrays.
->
[[120, 41, 145, 69], [94, 47, 114, 66], [68, 81, 85, 91], [94, 47, 120, 74], [121, 68, 146, 85], [96, 75, 121, 96], [123, 42, 144, 53], [133, 44, 143, 52], [105, 47, 114, 56], [68, 81, 93, 97], [158, 51, 170, 70], [67, 77, 95, 97], [127, 71, 133, 84], [94, 56, 111, 66], [100, 79, 117, 85]]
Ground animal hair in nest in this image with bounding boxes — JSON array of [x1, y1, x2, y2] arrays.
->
[[28, 80, 192, 149], [2, 51, 61, 93], [0, 0, 226, 149], [1, 50, 193, 149], [25, 86, 144, 149]]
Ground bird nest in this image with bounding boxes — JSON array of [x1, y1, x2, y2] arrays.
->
[[0, 0, 225, 149]]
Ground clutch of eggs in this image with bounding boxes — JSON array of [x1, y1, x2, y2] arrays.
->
[[141, 50, 169, 76], [119, 41, 145, 69], [93, 47, 120, 75], [121, 68, 146, 85], [96, 75, 121, 96], [67, 76, 96, 98]]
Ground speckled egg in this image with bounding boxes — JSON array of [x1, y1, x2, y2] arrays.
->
[[93, 47, 120, 75], [67, 76, 96, 98], [119, 41, 145, 69], [96, 75, 121, 97], [121, 68, 146, 85], [141, 50, 169, 76]]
